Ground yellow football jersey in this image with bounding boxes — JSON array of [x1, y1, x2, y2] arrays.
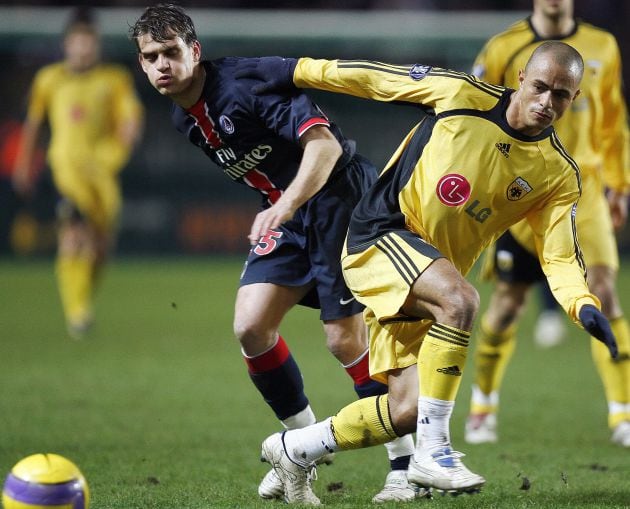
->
[[26, 62, 143, 176], [295, 58, 597, 322], [472, 17, 630, 193]]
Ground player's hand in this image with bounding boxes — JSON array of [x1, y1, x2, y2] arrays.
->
[[249, 201, 295, 246], [579, 304, 618, 359], [234, 57, 298, 95], [606, 189, 628, 231], [12, 167, 34, 198]]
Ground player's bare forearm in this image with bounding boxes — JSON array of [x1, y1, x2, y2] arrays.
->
[[248, 126, 341, 245]]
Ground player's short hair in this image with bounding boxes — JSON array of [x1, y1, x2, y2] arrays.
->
[[526, 40, 584, 83], [129, 3, 197, 51], [63, 7, 98, 38]]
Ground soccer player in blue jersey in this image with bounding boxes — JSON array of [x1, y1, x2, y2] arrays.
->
[[129, 4, 418, 504]]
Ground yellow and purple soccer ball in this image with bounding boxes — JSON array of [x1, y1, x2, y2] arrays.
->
[[2, 453, 89, 509]]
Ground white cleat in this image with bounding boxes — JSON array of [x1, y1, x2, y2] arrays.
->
[[611, 421, 630, 448], [258, 468, 284, 499], [261, 432, 321, 505], [372, 470, 430, 503], [258, 452, 334, 500], [534, 310, 567, 348], [407, 447, 485, 493], [465, 413, 498, 444]]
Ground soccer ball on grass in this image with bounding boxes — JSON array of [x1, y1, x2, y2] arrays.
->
[[2, 453, 89, 509]]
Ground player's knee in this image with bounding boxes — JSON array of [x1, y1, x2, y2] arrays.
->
[[232, 316, 275, 352], [437, 279, 479, 327], [58, 223, 88, 256]]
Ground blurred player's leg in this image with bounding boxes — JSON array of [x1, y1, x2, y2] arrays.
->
[[55, 214, 96, 339], [465, 281, 528, 444], [587, 265, 630, 446], [53, 172, 119, 340], [533, 280, 567, 348]]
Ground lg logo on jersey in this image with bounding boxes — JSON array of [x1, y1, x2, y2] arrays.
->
[[436, 173, 491, 224]]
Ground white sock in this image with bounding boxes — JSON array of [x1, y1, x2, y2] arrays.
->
[[281, 405, 317, 430], [283, 417, 337, 466], [471, 384, 499, 409], [416, 396, 454, 454], [384, 434, 415, 461]]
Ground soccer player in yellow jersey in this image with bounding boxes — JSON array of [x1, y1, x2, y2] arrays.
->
[[464, 0, 630, 447], [234, 42, 618, 502], [12, 8, 143, 339]]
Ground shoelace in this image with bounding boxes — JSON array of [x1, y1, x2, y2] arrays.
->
[[431, 449, 466, 469]]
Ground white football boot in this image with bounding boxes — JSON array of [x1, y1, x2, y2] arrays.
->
[[258, 452, 334, 499], [372, 470, 431, 503], [465, 413, 498, 444], [611, 421, 630, 447], [407, 447, 485, 493], [260, 432, 321, 505]]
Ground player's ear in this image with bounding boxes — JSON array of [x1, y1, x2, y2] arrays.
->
[[572, 88, 581, 101], [517, 69, 525, 87], [192, 40, 202, 62]]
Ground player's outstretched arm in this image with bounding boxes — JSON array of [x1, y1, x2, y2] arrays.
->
[[579, 304, 618, 359], [234, 56, 298, 95]]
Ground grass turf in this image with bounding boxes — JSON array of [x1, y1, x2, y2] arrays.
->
[[1, 257, 630, 508]]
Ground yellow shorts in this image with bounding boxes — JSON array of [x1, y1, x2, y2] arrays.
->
[[575, 173, 618, 270], [341, 230, 442, 383], [508, 171, 618, 271], [51, 164, 121, 233]]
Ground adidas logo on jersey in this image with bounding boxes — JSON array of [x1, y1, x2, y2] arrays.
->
[[495, 142, 511, 158], [436, 365, 462, 376]]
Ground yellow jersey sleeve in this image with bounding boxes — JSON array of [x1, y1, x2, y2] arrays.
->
[[26, 64, 61, 124], [294, 58, 504, 114]]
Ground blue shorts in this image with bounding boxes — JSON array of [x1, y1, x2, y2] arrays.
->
[[240, 154, 377, 320], [493, 230, 543, 284]]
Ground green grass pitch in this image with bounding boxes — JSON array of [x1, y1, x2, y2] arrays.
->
[[1, 257, 630, 508]]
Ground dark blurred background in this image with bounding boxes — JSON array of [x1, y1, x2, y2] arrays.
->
[[1, 1, 628, 256]]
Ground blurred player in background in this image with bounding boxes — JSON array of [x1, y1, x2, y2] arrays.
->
[[12, 7, 144, 339], [533, 280, 567, 348], [234, 41, 618, 503], [465, 0, 630, 447], [129, 4, 417, 504]]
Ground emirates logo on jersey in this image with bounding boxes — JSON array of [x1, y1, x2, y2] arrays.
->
[[506, 177, 532, 201], [436, 173, 471, 206]]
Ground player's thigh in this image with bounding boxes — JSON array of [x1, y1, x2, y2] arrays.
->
[[494, 230, 544, 284], [234, 282, 310, 343], [92, 175, 122, 231], [577, 185, 619, 270], [365, 308, 432, 385], [342, 230, 443, 322]]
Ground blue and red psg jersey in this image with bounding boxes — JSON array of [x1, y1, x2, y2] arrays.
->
[[171, 58, 356, 208]]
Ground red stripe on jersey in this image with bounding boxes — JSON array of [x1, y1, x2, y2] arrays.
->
[[297, 116, 330, 137], [242, 168, 283, 204], [244, 335, 290, 373], [187, 99, 223, 149]]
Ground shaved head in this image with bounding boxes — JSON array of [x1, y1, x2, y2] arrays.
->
[[525, 40, 584, 84]]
